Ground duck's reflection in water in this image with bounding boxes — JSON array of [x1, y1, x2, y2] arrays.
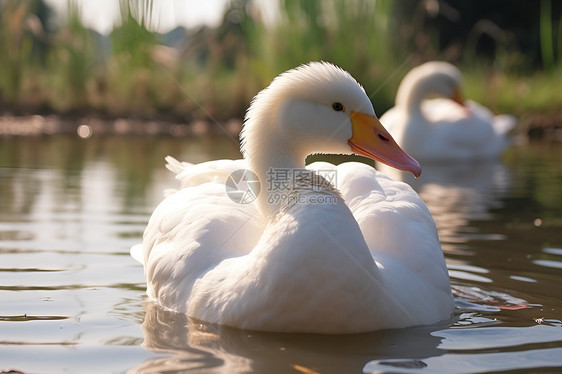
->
[[129, 302, 448, 374]]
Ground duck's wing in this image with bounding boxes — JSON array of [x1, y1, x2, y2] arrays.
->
[[421, 98, 469, 123], [464, 101, 517, 136], [330, 162, 453, 315], [334, 163, 439, 258], [165, 156, 247, 189], [421, 99, 510, 158], [463, 101, 516, 156], [308, 161, 441, 266], [136, 158, 264, 312]]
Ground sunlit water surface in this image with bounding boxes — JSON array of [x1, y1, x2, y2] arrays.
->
[[0, 134, 561, 373]]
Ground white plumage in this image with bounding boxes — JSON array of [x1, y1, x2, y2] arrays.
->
[[132, 62, 453, 333], [380, 61, 516, 161]]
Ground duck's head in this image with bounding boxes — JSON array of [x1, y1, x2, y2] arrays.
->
[[396, 61, 465, 110], [241, 61, 421, 177]]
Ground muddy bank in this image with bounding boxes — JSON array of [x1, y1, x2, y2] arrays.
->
[[0, 113, 560, 141], [524, 113, 562, 141], [0, 114, 243, 138]]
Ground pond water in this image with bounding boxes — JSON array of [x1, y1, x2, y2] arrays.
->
[[0, 134, 561, 373]]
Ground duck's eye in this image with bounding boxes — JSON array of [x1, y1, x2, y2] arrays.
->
[[332, 102, 345, 112]]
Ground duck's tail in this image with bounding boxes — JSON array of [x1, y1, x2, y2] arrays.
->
[[130, 243, 144, 264], [493, 114, 517, 136], [165, 156, 193, 175], [164, 156, 195, 196]]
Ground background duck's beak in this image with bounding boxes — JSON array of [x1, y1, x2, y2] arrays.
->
[[348, 111, 422, 177], [451, 87, 466, 106]]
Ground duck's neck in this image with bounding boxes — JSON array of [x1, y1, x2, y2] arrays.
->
[[245, 135, 309, 217], [242, 111, 320, 217], [395, 75, 431, 121]]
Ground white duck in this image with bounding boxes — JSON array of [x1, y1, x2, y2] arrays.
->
[[131, 62, 453, 334], [380, 61, 516, 161]]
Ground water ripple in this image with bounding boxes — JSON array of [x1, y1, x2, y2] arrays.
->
[[533, 259, 562, 269]]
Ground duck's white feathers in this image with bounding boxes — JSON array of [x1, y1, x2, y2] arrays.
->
[[310, 161, 452, 313], [381, 61, 516, 161], [137, 157, 453, 332], [140, 158, 263, 311], [133, 62, 453, 333]]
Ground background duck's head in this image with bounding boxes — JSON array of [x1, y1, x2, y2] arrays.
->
[[396, 61, 465, 110], [240, 61, 421, 177]]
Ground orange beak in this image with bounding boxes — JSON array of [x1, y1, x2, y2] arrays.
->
[[348, 111, 421, 177], [451, 87, 466, 107]]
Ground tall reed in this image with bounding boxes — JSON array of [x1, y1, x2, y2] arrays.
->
[[0, 0, 561, 120]]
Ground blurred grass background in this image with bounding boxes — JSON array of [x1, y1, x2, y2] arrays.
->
[[0, 0, 561, 128]]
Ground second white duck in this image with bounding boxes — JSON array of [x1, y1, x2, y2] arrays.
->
[[380, 61, 516, 161]]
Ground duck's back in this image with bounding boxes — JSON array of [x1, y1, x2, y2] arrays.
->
[[137, 158, 264, 312]]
